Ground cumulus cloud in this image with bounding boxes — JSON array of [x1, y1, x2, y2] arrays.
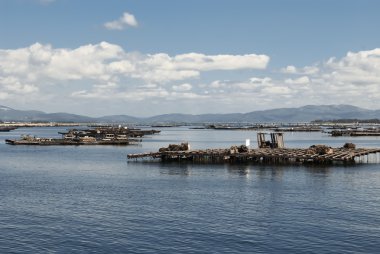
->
[[104, 12, 138, 30], [2, 42, 380, 113], [71, 85, 207, 101], [0, 41, 268, 86], [0, 42, 269, 104], [172, 83, 192, 91], [284, 76, 310, 85], [281, 65, 319, 75], [0, 42, 124, 84], [0, 76, 39, 96], [190, 77, 295, 109], [281, 65, 297, 74], [130, 52, 269, 83], [276, 48, 380, 107], [302, 66, 319, 75], [199, 47, 380, 109], [173, 53, 269, 71], [323, 49, 380, 84], [209, 80, 227, 89]]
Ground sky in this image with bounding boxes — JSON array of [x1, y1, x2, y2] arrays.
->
[[0, 0, 380, 117]]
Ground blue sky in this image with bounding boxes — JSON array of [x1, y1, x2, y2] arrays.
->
[[0, 0, 380, 116]]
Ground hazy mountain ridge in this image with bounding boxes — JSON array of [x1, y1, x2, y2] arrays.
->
[[1, 104, 379, 123]]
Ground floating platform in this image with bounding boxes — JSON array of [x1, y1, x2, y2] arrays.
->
[[127, 147, 380, 165], [5, 126, 160, 146], [272, 127, 322, 132], [0, 126, 17, 132], [5, 138, 139, 146], [330, 130, 380, 136]]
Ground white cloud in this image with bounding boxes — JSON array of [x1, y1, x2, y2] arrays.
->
[[0, 42, 270, 103], [274, 48, 380, 108], [131, 52, 269, 82], [3, 42, 380, 115], [86, 46, 380, 112], [173, 53, 269, 71], [262, 86, 291, 95], [205, 77, 291, 97], [172, 83, 192, 91], [209, 80, 227, 89], [316, 48, 380, 87], [284, 76, 310, 85], [322, 49, 380, 84], [302, 66, 319, 75], [232, 77, 272, 90], [281, 65, 297, 74], [199, 46, 380, 108], [281, 65, 318, 75], [169, 92, 208, 99], [104, 12, 138, 30], [71, 85, 208, 102], [0, 76, 39, 95], [250, 77, 272, 84], [0, 91, 9, 100], [107, 60, 135, 73]]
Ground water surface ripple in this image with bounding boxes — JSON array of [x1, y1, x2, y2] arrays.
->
[[0, 127, 379, 253]]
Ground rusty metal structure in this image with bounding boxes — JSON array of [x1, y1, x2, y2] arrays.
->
[[257, 132, 284, 148]]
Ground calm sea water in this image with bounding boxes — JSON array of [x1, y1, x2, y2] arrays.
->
[[0, 127, 380, 253]]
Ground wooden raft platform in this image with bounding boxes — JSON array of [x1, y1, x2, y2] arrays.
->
[[127, 147, 380, 164]]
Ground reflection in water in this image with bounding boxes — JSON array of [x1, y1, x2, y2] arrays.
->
[[158, 162, 191, 176], [304, 164, 332, 176], [253, 165, 285, 181], [2, 127, 380, 254], [226, 164, 250, 176], [131, 160, 349, 180]]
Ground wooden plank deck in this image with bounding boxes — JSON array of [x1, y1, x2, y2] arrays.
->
[[127, 147, 380, 164]]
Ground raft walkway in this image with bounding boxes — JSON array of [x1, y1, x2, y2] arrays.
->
[[127, 147, 380, 164]]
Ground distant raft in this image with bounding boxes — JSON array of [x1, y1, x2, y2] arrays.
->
[[5, 135, 139, 146], [5, 126, 160, 146], [0, 126, 17, 132]]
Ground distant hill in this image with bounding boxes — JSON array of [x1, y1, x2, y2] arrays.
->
[[240, 105, 376, 123], [142, 105, 380, 123], [0, 105, 96, 122], [1, 104, 380, 123]]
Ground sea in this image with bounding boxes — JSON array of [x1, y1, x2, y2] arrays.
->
[[0, 126, 379, 253]]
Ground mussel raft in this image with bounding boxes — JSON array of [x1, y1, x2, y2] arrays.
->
[[5, 127, 160, 146], [5, 137, 138, 145], [128, 143, 380, 165]]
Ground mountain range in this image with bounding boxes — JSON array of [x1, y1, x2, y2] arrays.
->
[[1, 104, 379, 123]]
